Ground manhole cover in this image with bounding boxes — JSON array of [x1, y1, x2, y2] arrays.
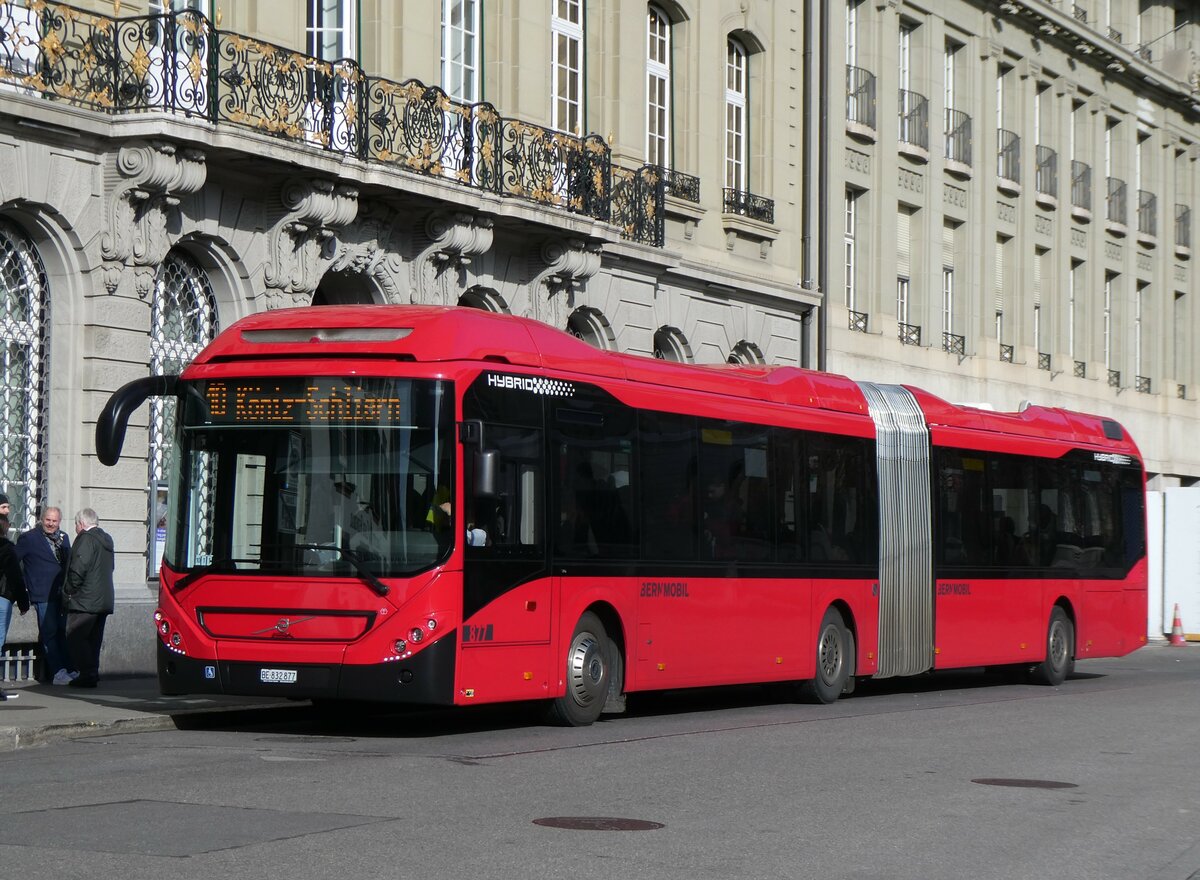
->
[[533, 817, 664, 831], [972, 778, 1078, 789]]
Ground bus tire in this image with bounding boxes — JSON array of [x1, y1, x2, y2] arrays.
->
[[547, 612, 612, 727], [1030, 607, 1075, 686], [798, 607, 852, 704]]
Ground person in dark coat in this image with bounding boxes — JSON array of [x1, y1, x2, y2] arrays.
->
[[15, 506, 73, 684], [0, 511, 29, 702], [63, 508, 114, 688]]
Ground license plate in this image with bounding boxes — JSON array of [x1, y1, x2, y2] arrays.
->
[[259, 668, 298, 684]]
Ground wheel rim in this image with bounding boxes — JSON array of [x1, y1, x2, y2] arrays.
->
[[1048, 619, 1069, 671], [817, 624, 844, 684], [567, 631, 606, 708]]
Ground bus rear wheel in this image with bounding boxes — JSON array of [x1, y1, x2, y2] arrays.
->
[[547, 612, 612, 727], [1031, 607, 1075, 686], [798, 607, 853, 704]]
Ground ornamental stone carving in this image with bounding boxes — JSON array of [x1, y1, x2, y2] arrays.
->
[[411, 211, 495, 305], [263, 178, 359, 308], [528, 237, 603, 328], [101, 140, 207, 297], [327, 202, 408, 303]]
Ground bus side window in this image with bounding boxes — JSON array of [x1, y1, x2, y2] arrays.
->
[[639, 411, 698, 561], [469, 424, 543, 553]]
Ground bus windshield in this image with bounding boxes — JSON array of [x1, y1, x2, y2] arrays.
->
[[164, 376, 455, 579]]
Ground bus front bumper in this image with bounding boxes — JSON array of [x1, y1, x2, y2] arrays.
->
[[156, 635, 457, 705]]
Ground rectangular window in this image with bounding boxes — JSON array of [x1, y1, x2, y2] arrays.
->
[[638, 411, 697, 560], [897, 277, 911, 325], [697, 421, 771, 561], [307, 0, 356, 60], [646, 5, 672, 167], [1104, 272, 1115, 369], [846, 0, 858, 67], [551, 0, 584, 133], [442, 0, 481, 102], [898, 24, 912, 93], [725, 39, 748, 190], [844, 190, 858, 309]]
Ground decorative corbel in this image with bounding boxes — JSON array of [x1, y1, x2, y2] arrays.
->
[[527, 237, 603, 327], [262, 178, 359, 309], [326, 202, 409, 304], [100, 140, 206, 297], [410, 211, 495, 305]]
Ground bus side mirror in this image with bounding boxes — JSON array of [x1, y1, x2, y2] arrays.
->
[[473, 450, 498, 498], [96, 374, 183, 466]]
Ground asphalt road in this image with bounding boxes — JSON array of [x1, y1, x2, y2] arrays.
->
[[1, 645, 1197, 880]]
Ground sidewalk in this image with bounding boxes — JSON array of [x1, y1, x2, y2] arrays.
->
[[0, 677, 298, 752]]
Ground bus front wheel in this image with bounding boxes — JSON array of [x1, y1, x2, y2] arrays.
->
[[547, 612, 612, 727], [798, 607, 854, 704], [1030, 607, 1075, 686]]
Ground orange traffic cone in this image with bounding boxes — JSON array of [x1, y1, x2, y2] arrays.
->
[[1169, 604, 1188, 647]]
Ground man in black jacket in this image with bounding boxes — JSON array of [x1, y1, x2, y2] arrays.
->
[[63, 508, 114, 688], [0, 512, 29, 701]]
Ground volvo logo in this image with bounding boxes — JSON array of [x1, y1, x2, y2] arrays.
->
[[275, 617, 291, 635]]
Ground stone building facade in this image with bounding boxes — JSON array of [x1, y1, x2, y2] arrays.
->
[[0, 0, 1196, 675]]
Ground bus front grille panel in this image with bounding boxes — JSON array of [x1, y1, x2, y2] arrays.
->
[[858, 382, 934, 678]]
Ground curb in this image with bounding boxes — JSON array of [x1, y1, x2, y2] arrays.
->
[[0, 701, 303, 753]]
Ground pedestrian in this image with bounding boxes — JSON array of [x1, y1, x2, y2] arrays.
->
[[0, 511, 29, 702], [16, 506, 74, 685], [62, 508, 114, 688]]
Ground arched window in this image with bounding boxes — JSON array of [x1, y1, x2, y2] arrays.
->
[[653, 325, 691, 362], [725, 37, 748, 191], [0, 219, 48, 530], [646, 4, 672, 167], [566, 306, 615, 350], [727, 340, 765, 365], [149, 251, 217, 574]]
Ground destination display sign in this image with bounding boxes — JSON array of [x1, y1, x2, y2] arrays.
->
[[199, 378, 408, 424]]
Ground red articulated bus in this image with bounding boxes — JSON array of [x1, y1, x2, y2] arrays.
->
[[97, 306, 1147, 725]]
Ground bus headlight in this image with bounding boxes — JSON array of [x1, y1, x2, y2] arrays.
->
[[409, 627, 424, 643], [393, 639, 407, 654]]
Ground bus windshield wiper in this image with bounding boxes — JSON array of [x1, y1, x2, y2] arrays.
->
[[286, 543, 390, 597], [175, 556, 252, 590]]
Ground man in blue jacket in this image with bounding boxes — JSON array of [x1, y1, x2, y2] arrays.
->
[[16, 506, 73, 685]]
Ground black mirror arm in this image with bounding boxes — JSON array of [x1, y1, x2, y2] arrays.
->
[[95, 375, 183, 466]]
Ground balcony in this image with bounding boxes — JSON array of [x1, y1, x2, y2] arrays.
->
[[663, 170, 700, 204], [723, 188, 774, 224], [1137, 190, 1157, 244], [1071, 160, 1092, 220], [1106, 177, 1128, 234], [846, 65, 877, 136], [0, 3, 664, 244], [1135, 376, 1152, 394], [1035, 145, 1058, 207], [1038, 352, 1052, 371], [898, 89, 929, 157], [1074, 360, 1087, 379], [1177, 204, 1191, 257], [849, 310, 869, 333], [611, 165, 665, 248], [1108, 369, 1121, 388], [944, 108, 972, 173], [997, 129, 1021, 192], [1072, 4, 1088, 23], [898, 322, 922, 346], [1000, 343, 1015, 363], [942, 332, 966, 355]]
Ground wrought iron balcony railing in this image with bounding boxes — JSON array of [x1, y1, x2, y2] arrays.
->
[[1137, 190, 1157, 238], [1108, 369, 1122, 388], [846, 65, 877, 130], [1135, 375, 1151, 394], [723, 188, 774, 223], [1179, 384, 1188, 399], [898, 89, 928, 151], [898, 322, 921, 346], [849, 310, 869, 333], [1073, 4, 1088, 23], [997, 129, 1020, 184], [1178, 204, 1191, 249], [1036, 145, 1058, 198], [1071, 160, 1092, 212], [1074, 360, 1087, 378], [663, 169, 700, 203], [1038, 352, 1052, 371], [945, 108, 971, 166], [1000, 343, 1014, 363], [1107, 177, 1127, 226], [942, 332, 965, 355], [1106, 26, 1122, 43], [0, 2, 665, 242], [611, 164, 665, 247]]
